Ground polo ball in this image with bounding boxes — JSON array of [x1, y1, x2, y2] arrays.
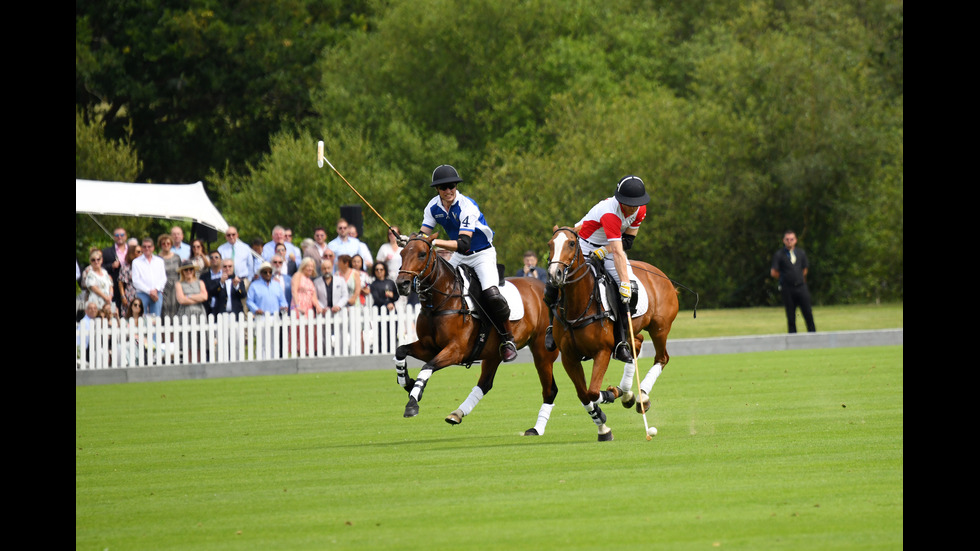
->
[[646, 426, 658, 437]]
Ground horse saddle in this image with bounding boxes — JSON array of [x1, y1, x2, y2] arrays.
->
[[592, 262, 648, 320], [458, 265, 525, 321]]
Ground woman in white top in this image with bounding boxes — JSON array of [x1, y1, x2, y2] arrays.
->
[[375, 225, 403, 281], [84, 247, 114, 312], [336, 254, 361, 308]]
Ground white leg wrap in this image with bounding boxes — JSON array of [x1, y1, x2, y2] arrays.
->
[[409, 368, 433, 400], [394, 357, 408, 387], [532, 403, 554, 435], [458, 386, 484, 416], [640, 363, 663, 395], [619, 361, 636, 392]]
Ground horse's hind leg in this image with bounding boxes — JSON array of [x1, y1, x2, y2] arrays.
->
[[525, 376, 558, 436], [635, 324, 671, 414], [524, 346, 560, 436], [446, 359, 501, 425]]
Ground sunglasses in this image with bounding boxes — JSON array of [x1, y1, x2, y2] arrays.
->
[[90, 257, 102, 261], [114, 233, 126, 238], [226, 233, 237, 237], [437, 183, 457, 191]]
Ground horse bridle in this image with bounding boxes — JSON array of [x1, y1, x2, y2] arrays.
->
[[548, 227, 607, 331], [547, 227, 591, 289], [397, 235, 466, 313]]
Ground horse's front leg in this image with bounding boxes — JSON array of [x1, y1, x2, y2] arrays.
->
[[394, 341, 431, 393], [584, 351, 615, 441], [446, 358, 500, 426], [562, 351, 614, 442], [402, 343, 466, 418]]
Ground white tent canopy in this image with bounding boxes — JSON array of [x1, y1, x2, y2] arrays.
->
[[75, 179, 229, 233]]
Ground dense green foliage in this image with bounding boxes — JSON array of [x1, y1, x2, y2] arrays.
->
[[76, 0, 903, 307]]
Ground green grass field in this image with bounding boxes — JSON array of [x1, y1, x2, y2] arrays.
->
[[668, 302, 903, 339], [77, 333, 903, 549]]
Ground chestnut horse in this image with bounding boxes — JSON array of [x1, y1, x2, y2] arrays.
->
[[393, 233, 560, 435], [547, 226, 679, 441]]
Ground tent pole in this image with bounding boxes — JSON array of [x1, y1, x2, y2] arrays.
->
[[87, 214, 114, 240]]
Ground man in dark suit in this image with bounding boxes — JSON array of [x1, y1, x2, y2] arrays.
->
[[211, 257, 247, 316], [202, 251, 224, 315], [102, 227, 129, 313]]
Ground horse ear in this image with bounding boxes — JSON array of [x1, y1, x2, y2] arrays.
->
[[431, 232, 439, 240], [553, 225, 559, 232]]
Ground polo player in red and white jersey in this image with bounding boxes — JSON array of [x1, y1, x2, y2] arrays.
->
[[544, 175, 650, 363]]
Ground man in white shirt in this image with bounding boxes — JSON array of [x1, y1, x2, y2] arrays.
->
[[313, 226, 329, 259], [131, 237, 168, 317], [217, 226, 256, 280]]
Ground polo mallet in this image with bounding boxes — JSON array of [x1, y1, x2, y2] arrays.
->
[[626, 311, 654, 440], [317, 141, 398, 238]]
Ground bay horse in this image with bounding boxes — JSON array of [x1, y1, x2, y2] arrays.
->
[[393, 233, 561, 435], [547, 226, 679, 441]]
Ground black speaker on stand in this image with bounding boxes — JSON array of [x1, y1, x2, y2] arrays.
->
[[192, 222, 218, 246], [340, 205, 363, 239]]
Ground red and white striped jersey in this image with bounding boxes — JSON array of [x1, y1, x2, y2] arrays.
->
[[577, 197, 647, 246]]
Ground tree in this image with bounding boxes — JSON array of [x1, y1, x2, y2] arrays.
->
[[76, 0, 373, 184]]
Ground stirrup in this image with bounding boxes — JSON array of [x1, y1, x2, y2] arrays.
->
[[544, 326, 556, 351], [614, 341, 633, 363], [500, 340, 518, 362]]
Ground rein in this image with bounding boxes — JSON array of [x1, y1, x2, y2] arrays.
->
[[548, 228, 611, 332], [398, 236, 470, 317]]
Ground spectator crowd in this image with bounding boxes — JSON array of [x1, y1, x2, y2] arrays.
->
[[76, 219, 418, 325]]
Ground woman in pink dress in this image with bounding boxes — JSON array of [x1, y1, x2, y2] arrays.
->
[[290, 257, 324, 354]]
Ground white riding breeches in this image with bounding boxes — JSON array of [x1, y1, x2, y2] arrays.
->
[[449, 246, 500, 291]]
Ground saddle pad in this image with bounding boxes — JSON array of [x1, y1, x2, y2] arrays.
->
[[459, 268, 525, 321], [599, 275, 649, 320]]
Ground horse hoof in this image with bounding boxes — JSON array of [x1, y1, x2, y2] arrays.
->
[[523, 428, 540, 436], [598, 430, 614, 442], [445, 409, 463, 425], [622, 391, 635, 409], [404, 397, 420, 418], [605, 386, 636, 409], [635, 391, 651, 414]]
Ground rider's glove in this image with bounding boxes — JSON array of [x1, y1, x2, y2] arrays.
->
[[591, 247, 608, 262], [619, 281, 631, 303], [396, 234, 409, 247]]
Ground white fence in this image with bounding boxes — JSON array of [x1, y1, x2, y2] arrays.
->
[[75, 302, 422, 370]]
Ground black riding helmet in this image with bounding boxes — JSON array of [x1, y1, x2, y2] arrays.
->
[[431, 165, 463, 187], [614, 175, 650, 206]]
